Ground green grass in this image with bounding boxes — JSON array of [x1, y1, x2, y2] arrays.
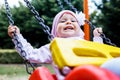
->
[[0, 64, 28, 75], [0, 64, 54, 80], [0, 49, 55, 80], [0, 49, 16, 53], [0, 64, 29, 80], [0, 64, 54, 75]]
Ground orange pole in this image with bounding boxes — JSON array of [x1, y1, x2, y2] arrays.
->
[[83, 0, 90, 40]]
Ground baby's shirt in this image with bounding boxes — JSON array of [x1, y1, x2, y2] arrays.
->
[[93, 36, 103, 43], [12, 34, 52, 63]]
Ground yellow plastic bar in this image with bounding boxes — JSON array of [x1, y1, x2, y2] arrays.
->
[[50, 38, 120, 69]]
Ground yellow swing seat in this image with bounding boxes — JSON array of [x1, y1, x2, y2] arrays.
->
[[50, 38, 120, 69]]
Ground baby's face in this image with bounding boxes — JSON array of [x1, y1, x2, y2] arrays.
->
[[56, 13, 81, 38]]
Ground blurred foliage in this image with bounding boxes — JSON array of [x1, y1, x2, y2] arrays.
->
[[0, 49, 23, 63]]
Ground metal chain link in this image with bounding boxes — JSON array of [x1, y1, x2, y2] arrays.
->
[[56, 0, 64, 10], [24, 0, 53, 41], [4, 0, 14, 25], [85, 20, 116, 46], [4, 0, 35, 74], [63, 0, 78, 12], [56, 0, 77, 12]]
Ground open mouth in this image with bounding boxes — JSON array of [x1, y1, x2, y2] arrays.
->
[[64, 26, 74, 30]]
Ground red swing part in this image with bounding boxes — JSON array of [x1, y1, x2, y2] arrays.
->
[[65, 65, 120, 80], [29, 65, 120, 80], [29, 66, 57, 80]]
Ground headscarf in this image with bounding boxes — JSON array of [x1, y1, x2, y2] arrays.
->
[[51, 10, 85, 38]]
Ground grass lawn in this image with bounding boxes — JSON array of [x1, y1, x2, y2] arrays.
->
[[0, 64, 54, 80], [0, 64, 29, 80]]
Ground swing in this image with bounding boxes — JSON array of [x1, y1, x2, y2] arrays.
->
[[5, 0, 120, 80]]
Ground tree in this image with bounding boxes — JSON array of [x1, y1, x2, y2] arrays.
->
[[91, 0, 120, 47]]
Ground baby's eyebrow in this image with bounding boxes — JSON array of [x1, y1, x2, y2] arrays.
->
[[58, 19, 65, 23], [60, 17, 67, 20], [59, 18, 67, 21], [71, 18, 77, 21]]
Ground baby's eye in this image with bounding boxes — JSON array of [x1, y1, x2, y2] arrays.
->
[[59, 20, 66, 23], [71, 20, 77, 22]]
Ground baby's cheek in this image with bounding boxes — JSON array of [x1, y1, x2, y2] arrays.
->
[[56, 30, 62, 37]]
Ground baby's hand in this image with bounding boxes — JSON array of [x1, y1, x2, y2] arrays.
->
[[8, 25, 20, 38], [93, 27, 102, 37]]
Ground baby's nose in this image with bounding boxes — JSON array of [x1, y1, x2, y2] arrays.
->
[[66, 20, 72, 24]]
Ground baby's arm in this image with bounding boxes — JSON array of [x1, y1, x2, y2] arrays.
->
[[13, 34, 52, 63], [8, 25, 52, 63]]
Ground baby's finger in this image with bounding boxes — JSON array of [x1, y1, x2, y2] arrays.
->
[[98, 28, 102, 33]]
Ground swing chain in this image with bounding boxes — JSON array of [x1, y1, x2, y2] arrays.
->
[[24, 0, 53, 41], [56, 0, 77, 12], [85, 20, 116, 46], [4, 0, 35, 74], [4, 0, 14, 25], [99, 33, 116, 46], [14, 35, 35, 74], [63, 0, 77, 12], [56, 0, 64, 10]]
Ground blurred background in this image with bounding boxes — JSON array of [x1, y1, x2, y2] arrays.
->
[[0, 0, 120, 80]]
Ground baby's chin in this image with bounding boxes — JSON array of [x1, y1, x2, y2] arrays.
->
[[60, 34, 81, 38]]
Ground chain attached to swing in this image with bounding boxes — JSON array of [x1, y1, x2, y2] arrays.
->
[[56, 0, 64, 10], [4, 0, 14, 25], [63, 0, 77, 12], [4, 0, 35, 74], [56, 0, 77, 12], [23, 0, 53, 41]]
